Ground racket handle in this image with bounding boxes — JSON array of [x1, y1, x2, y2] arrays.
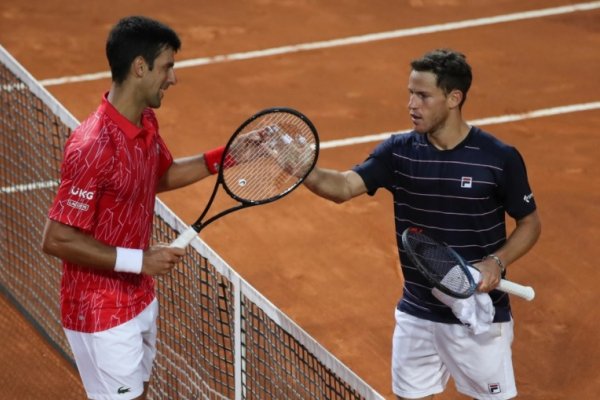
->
[[498, 279, 535, 301], [170, 227, 199, 248]]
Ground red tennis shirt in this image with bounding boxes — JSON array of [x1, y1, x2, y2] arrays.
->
[[48, 93, 173, 332]]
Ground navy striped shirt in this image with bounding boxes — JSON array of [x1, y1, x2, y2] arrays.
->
[[353, 126, 536, 323]]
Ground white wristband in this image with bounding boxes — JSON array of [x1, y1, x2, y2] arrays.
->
[[115, 247, 143, 274]]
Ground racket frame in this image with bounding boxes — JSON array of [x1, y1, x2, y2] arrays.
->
[[401, 228, 477, 299], [172, 107, 319, 248], [220, 107, 319, 206]]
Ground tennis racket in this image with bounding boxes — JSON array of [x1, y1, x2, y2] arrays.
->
[[401, 228, 535, 301], [171, 107, 319, 248]]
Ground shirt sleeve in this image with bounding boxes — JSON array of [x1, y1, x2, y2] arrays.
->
[[48, 135, 113, 232], [500, 146, 537, 220], [352, 136, 396, 195]]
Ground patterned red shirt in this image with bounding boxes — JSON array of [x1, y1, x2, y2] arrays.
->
[[48, 94, 173, 332]]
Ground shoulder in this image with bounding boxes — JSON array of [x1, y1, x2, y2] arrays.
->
[[63, 111, 116, 166], [468, 126, 515, 154], [373, 130, 424, 154], [69, 108, 115, 143], [389, 130, 423, 146], [467, 126, 527, 170]]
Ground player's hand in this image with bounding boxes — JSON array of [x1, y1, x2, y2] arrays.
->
[[262, 128, 312, 177], [473, 259, 502, 292], [141, 245, 185, 276], [228, 128, 272, 164], [230, 124, 313, 177]]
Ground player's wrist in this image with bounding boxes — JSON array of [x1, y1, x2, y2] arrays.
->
[[203, 146, 235, 175], [114, 247, 143, 274], [484, 253, 505, 274]]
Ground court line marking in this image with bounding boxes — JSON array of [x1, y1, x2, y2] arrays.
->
[[3, 101, 598, 194], [320, 101, 600, 149], [0, 179, 59, 194], [39, 1, 600, 87]]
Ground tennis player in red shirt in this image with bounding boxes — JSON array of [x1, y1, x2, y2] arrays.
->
[[41, 16, 229, 400]]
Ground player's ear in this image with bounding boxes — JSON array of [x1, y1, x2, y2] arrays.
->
[[447, 89, 463, 110], [132, 56, 146, 78]]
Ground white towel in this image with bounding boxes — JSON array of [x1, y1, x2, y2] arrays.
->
[[432, 266, 495, 335]]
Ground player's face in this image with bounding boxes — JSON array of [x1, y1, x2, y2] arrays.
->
[[407, 70, 451, 135], [142, 47, 177, 108]]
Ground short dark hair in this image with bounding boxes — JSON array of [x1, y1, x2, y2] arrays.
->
[[410, 49, 472, 107], [106, 16, 181, 84]]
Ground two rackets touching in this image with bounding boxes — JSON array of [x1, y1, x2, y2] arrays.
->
[[171, 107, 319, 248], [401, 228, 535, 301]]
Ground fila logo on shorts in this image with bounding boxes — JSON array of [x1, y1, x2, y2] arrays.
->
[[460, 176, 473, 188], [488, 382, 502, 394]]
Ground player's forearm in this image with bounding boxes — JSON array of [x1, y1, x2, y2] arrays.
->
[[41, 219, 117, 270], [494, 210, 542, 269], [303, 167, 364, 203], [41, 219, 184, 275], [157, 155, 211, 193]]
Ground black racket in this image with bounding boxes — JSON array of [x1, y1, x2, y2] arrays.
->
[[401, 228, 535, 301], [171, 107, 319, 248]]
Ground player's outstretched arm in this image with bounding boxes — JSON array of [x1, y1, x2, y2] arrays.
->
[[157, 154, 211, 193], [303, 167, 367, 204]]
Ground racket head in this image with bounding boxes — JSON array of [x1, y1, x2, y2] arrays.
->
[[401, 228, 477, 299], [219, 107, 319, 204]]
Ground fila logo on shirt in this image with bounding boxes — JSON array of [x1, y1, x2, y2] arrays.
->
[[488, 382, 502, 394], [70, 186, 95, 200], [460, 176, 473, 188]]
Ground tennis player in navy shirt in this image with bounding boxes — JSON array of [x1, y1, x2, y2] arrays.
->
[[303, 49, 541, 399]]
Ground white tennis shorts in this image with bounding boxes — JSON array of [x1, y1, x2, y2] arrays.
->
[[63, 299, 158, 400], [392, 309, 517, 400]]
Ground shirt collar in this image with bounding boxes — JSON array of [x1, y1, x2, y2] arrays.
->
[[99, 92, 155, 141]]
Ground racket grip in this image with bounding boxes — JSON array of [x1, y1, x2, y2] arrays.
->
[[498, 279, 535, 301], [170, 227, 199, 248]]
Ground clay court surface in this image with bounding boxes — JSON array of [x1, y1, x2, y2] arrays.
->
[[1, 1, 599, 398]]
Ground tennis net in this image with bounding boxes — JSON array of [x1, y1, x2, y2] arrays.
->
[[0, 45, 384, 400]]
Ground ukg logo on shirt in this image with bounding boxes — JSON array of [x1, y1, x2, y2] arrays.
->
[[70, 186, 95, 200], [67, 186, 94, 211]]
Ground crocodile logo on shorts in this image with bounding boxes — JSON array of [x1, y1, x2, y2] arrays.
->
[[117, 386, 131, 394]]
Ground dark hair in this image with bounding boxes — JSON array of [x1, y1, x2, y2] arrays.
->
[[106, 16, 181, 84], [410, 49, 472, 107]]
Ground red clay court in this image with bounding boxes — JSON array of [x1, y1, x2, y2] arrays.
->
[[1, 1, 599, 398]]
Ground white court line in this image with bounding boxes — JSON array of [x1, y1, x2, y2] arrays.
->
[[39, 1, 600, 87], [0, 179, 59, 194], [3, 101, 599, 194], [320, 101, 600, 149]]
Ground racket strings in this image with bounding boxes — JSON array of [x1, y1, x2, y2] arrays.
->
[[223, 112, 317, 202], [408, 234, 474, 296]]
